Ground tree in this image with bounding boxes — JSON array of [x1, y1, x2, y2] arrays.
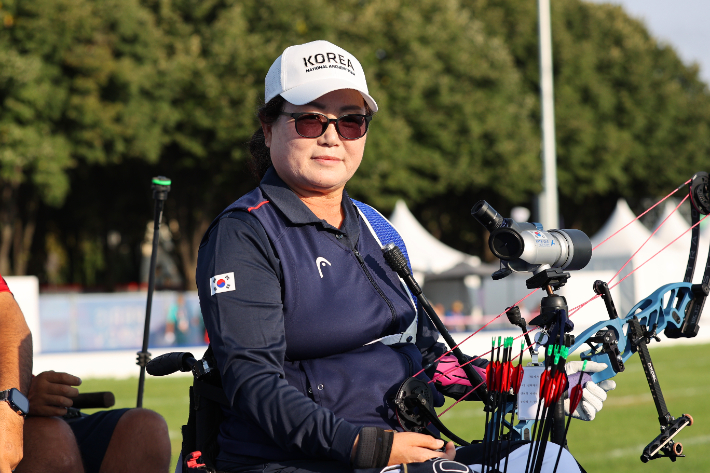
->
[[0, 0, 170, 280], [8, 0, 710, 285], [464, 0, 710, 234]]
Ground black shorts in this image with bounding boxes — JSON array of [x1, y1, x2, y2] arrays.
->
[[66, 408, 130, 473]]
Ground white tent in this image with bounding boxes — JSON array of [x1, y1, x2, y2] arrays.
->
[[590, 199, 659, 255], [389, 200, 480, 275], [584, 199, 688, 314], [651, 201, 691, 248]]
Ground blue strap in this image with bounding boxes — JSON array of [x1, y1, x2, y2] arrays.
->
[[352, 200, 413, 272], [352, 200, 418, 315]]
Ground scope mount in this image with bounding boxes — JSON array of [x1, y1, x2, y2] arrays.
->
[[526, 268, 571, 291]]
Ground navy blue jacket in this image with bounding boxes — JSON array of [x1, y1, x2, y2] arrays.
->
[[196, 168, 478, 466]]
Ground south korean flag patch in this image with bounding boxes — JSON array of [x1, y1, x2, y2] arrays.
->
[[210, 272, 235, 295]]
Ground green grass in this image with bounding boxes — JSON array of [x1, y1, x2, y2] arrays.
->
[[79, 375, 193, 472], [79, 342, 710, 472]]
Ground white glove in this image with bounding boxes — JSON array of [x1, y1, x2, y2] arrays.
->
[[563, 360, 616, 421]]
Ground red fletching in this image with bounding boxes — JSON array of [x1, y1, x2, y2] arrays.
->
[[543, 375, 556, 405], [569, 383, 584, 413], [502, 362, 511, 391], [486, 363, 495, 390], [539, 369, 551, 400], [495, 361, 504, 392], [552, 370, 566, 403], [512, 365, 524, 394]]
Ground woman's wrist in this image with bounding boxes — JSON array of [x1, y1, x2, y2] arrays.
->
[[351, 427, 394, 469]]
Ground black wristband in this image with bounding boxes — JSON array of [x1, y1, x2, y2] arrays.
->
[[353, 427, 394, 469]]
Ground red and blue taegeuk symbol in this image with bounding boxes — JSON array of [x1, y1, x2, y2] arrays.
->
[[216, 279, 226, 288]]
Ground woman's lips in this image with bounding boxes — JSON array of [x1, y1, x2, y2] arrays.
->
[[312, 155, 341, 164]]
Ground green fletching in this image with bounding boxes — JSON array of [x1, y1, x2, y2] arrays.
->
[[554, 353, 560, 364], [562, 347, 569, 359], [582, 360, 588, 372], [521, 340, 526, 350], [152, 177, 171, 186], [547, 345, 553, 356], [498, 336, 502, 346]]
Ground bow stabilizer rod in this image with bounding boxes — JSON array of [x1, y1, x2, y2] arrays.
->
[[382, 243, 489, 408]]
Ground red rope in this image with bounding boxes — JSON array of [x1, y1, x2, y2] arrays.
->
[[607, 194, 688, 284], [592, 179, 690, 252]]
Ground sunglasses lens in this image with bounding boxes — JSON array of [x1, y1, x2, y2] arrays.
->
[[337, 115, 368, 139], [294, 114, 327, 138]]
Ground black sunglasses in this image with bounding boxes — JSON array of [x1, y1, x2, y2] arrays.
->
[[279, 112, 372, 140]]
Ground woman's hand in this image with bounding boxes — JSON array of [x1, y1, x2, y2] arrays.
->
[[387, 432, 455, 465], [28, 371, 81, 417]]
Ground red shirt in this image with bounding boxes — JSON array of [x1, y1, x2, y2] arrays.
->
[[0, 275, 11, 293]]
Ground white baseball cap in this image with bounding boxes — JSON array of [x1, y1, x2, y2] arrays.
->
[[265, 40, 378, 112]]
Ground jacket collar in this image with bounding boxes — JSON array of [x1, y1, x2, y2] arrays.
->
[[259, 167, 360, 241]]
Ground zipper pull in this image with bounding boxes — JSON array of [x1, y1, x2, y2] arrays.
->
[[353, 249, 365, 264]]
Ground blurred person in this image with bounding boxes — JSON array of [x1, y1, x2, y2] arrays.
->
[[445, 301, 466, 332], [165, 292, 190, 346], [446, 300, 464, 317], [0, 276, 32, 473]]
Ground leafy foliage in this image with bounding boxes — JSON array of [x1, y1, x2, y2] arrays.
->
[[1, 0, 709, 284]]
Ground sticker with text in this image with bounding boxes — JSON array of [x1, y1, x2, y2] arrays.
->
[[517, 365, 545, 420]]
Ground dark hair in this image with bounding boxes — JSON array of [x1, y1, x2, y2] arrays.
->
[[248, 95, 286, 180]]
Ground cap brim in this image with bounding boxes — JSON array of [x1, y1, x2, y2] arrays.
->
[[280, 77, 378, 113]]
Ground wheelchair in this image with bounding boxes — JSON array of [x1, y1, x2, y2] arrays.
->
[[147, 347, 227, 473]]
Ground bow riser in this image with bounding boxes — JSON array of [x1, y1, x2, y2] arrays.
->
[[571, 282, 694, 383]]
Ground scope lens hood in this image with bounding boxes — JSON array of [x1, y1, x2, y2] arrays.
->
[[489, 227, 524, 261]]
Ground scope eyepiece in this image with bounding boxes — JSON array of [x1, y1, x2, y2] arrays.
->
[[471, 200, 505, 232]]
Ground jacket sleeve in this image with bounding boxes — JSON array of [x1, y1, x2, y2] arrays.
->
[[196, 211, 359, 463]]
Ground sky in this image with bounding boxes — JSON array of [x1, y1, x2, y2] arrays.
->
[[586, 0, 710, 84]]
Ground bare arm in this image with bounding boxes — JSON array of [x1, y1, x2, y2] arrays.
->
[[0, 293, 33, 393], [0, 292, 33, 473]]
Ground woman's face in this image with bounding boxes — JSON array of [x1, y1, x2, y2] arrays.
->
[[263, 89, 368, 198]]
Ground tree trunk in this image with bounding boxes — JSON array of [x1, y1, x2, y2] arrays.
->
[[0, 184, 18, 275], [12, 198, 38, 276], [175, 201, 210, 291]]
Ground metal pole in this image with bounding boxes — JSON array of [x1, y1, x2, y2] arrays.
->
[[538, 0, 559, 230], [136, 176, 171, 408]]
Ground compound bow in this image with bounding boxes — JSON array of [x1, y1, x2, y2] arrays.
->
[[390, 171, 710, 464]]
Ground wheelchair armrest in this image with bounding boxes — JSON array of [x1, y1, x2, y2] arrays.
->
[[147, 352, 197, 376]]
